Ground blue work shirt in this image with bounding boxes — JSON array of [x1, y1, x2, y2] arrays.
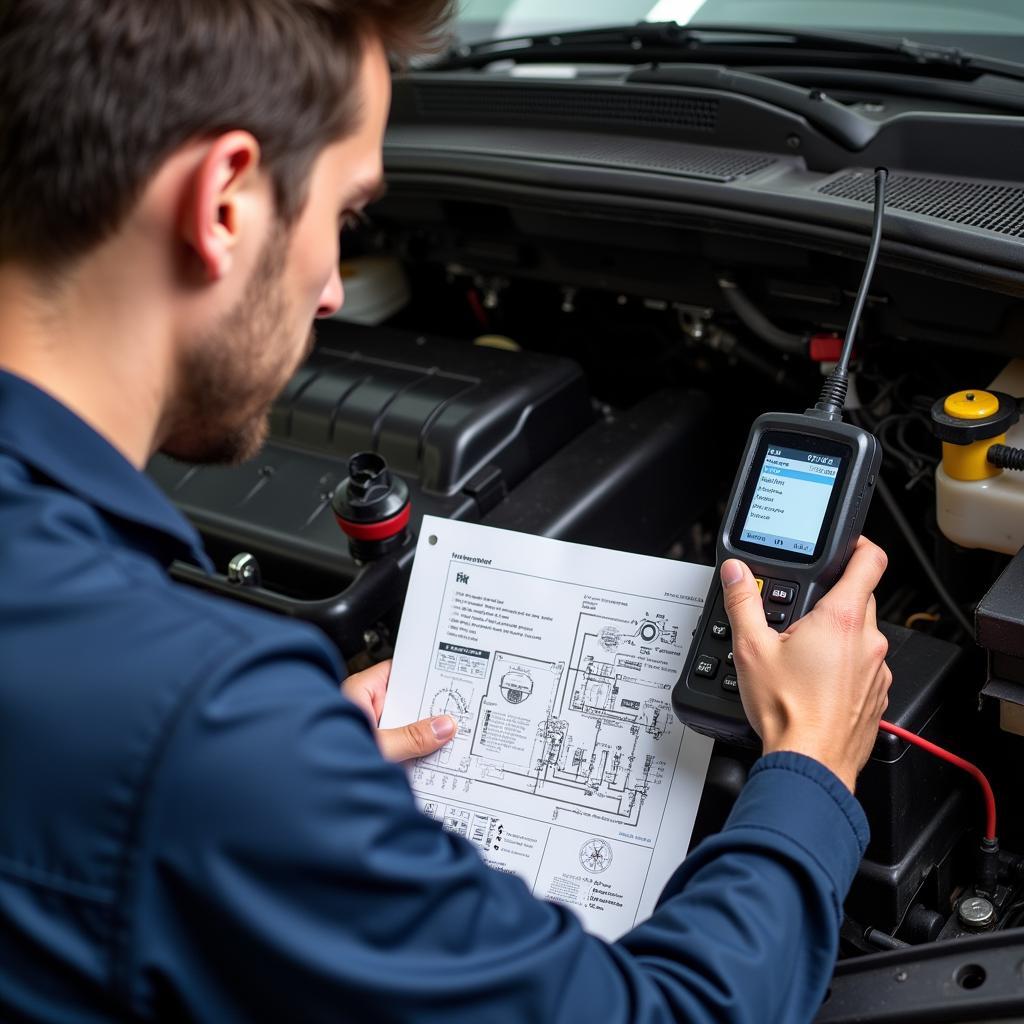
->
[[0, 368, 869, 1023]]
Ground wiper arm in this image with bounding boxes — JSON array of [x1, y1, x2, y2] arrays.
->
[[433, 20, 1024, 84], [893, 36, 1024, 82]]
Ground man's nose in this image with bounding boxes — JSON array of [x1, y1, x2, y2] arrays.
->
[[316, 266, 344, 319]]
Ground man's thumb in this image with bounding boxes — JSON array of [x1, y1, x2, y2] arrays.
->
[[377, 715, 457, 763], [720, 560, 770, 639]]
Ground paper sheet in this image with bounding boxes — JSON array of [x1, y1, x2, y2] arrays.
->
[[380, 517, 715, 941]]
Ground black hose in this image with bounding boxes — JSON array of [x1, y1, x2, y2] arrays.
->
[[875, 475, 975, 637], [717, 277, 808, 355], [988, 444, 1024, 472], [863, 928, 909, 951], [728, 342, 800, 393]]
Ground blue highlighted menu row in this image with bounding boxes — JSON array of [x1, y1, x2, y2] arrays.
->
[[762, 466, 836, 486]]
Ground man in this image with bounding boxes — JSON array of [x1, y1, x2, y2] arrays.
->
[[0, 2, 891, 1021]]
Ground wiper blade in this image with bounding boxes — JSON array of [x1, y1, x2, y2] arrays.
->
[[444, 21, 893, 63], [433, 20, 1024, 84]]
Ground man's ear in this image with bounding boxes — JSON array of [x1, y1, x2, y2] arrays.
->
[[180, 131, 264, 283]]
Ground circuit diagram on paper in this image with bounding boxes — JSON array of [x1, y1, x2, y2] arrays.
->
[[413, 586, 688, 840], [382, 517, 714, 941]]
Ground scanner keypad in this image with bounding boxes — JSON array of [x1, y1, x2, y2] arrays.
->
[[689, 574, 800, 699]]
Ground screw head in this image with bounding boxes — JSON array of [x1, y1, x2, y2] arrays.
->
[[227, 552, 261, 588], [958, 895, 995, 929]]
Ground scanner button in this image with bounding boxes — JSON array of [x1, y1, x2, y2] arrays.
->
[[754, 577, 765, 594], [769, 584, 795, 605], [726, 651, 734, 665], [711, 620, 731, 641], [694, 655, 719, 679], [721, 675, 739, 694], [765, 611, 787, 625]]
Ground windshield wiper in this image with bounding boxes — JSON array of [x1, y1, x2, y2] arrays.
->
[[432, 20, 1024, 85]]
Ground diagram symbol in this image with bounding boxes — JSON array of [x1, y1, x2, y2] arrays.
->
[[430, 687, 470, 723], [638, 621, 659, 643], [500, 670, 534, 705], [579, 837, 613, 874], [599, 626, 621, 652]]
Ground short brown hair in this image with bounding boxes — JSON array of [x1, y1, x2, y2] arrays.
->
[[0, 0, 453, 267]]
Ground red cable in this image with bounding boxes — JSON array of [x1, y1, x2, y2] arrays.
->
[[878, 720, 997, 841], [467, 288, 489, 328]]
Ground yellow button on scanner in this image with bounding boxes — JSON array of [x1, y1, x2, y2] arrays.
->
[[754, 577, 764, 595]]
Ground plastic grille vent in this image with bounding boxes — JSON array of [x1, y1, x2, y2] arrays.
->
[[820, 171, 1024, 238], [388, 126, 776, 183], [414, 83, 718, 133], [457, 133, 773, 181], [580, 137, 773, 179]]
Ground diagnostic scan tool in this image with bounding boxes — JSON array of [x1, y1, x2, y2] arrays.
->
[[673, 169, 889, 745]]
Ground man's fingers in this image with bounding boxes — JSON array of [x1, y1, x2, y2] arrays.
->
[[720, 559, 773, 663], [377, 715, 457, 763], [878, 661, 893, 694], [864, 594, 877, 631], [365, 659, 392, 720], [873, 663, 892, 719], [341, 681, 377, 726], [819, 537, 888, 614], [340, 660, 393, 724]]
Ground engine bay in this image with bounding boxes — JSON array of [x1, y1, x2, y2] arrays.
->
[[149, 63, 1024, 1021]]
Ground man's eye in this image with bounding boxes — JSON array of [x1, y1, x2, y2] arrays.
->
[[339, 209, 370, 232]]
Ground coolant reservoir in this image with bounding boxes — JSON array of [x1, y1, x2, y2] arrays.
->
[[330, 256, 410, 326], [935, 361, 1024, 554]]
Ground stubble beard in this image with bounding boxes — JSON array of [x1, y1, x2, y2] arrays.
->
[[161, 224, 313, 466]]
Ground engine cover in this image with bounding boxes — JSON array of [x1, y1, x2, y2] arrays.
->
[[149, 321, 593, 590]]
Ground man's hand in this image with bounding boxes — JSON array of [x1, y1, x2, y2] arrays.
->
[[722, 537, 892, 793], [342, 660, 457, 762]]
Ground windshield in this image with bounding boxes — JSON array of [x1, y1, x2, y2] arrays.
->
[[455, 0, 1024, 63]]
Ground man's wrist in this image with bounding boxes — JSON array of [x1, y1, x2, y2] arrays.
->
[[762, 735, 856, 793]]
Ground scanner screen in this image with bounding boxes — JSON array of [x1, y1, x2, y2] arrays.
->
[[739, 444, 841, 557]]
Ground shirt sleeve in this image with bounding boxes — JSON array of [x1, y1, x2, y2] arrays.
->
[[121, 634, 868, 1024]]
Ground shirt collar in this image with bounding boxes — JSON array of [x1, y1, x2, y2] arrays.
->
[[0, 369, 211, 570]]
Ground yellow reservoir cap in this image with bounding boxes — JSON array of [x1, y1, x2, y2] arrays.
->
[[945, 390, 999, 420], [940, 389, 1005, 480]]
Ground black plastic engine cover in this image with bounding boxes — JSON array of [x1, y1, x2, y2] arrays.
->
[[148, 321, 593, 592], [149, 322, 716, 656]]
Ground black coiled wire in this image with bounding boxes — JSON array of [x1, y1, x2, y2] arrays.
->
[[815, 374, 849, 415]]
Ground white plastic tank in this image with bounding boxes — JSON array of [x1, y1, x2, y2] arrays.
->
[[936, 360, 1024, 555], [330, 256, 410, 326]]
